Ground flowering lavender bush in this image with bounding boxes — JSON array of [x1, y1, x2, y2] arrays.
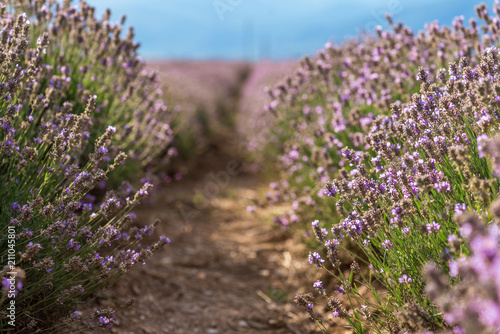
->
[[0, 1, 172, 332], [263, 3, 500, 230], [236, 61, 297, 171], [16, 0, 177, 179], [424, 137, 500, 334], [426, 210, 500, 334], [257, 2, 500, 333]]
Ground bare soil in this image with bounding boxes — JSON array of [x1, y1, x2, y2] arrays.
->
[[83, 145, 325, 333], [81, 62, 341, 334]]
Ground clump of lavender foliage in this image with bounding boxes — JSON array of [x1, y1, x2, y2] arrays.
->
[[426, 137, 500, 334], [0, 1, 172, 332], [426, 215, 500, 334], [255, 1, 500, 333], [18, 0, 177, 178], [263, 2, 500, 229]]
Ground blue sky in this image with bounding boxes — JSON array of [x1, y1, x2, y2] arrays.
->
[[85, 0, 480, 61]]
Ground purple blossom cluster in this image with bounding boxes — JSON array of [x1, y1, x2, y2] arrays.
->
[[0, 1, 174, 332], [263, 2, 500, 229], [426, 205, 500, 333], [279, 2, 500, 332], [235, 61, 297, 170]]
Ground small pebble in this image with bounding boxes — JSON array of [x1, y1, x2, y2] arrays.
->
[[238, 320, 249, 328]]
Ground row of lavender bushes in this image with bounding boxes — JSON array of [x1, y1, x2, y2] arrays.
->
[[149, 61, 251, 163], [236, 61, 297, 173], [256, 2, 500, 333], [0, 0, 184, 332]]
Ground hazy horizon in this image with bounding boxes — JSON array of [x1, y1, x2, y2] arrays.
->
[[86, 0, 479, 61]]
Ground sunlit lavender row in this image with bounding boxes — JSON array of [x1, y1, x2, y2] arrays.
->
[[254, 2, 500, 333], [0, 0, 175, 331]]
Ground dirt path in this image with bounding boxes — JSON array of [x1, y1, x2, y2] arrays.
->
[[80, 62, 326, 334], [85, 158, 321, 333]]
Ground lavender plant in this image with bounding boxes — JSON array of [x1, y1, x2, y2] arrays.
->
[[256, 1, 500, 333], [0, 1, 172, 332], [13, 0, 178, 180], [236, 61, 297, 172], [264, 3, 500, 229], [298, 50, 500, 332], [424, 137, 500, 334]]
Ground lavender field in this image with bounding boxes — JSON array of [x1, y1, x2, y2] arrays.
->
[[2, 0, 500, 333]]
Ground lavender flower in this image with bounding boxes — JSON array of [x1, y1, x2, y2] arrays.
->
[[382, 240, 392, 251], [311, 220, 328, 242], [398, 274, 412, 284], [308, 252, 325, 267], [313, 280, 326, 295]]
